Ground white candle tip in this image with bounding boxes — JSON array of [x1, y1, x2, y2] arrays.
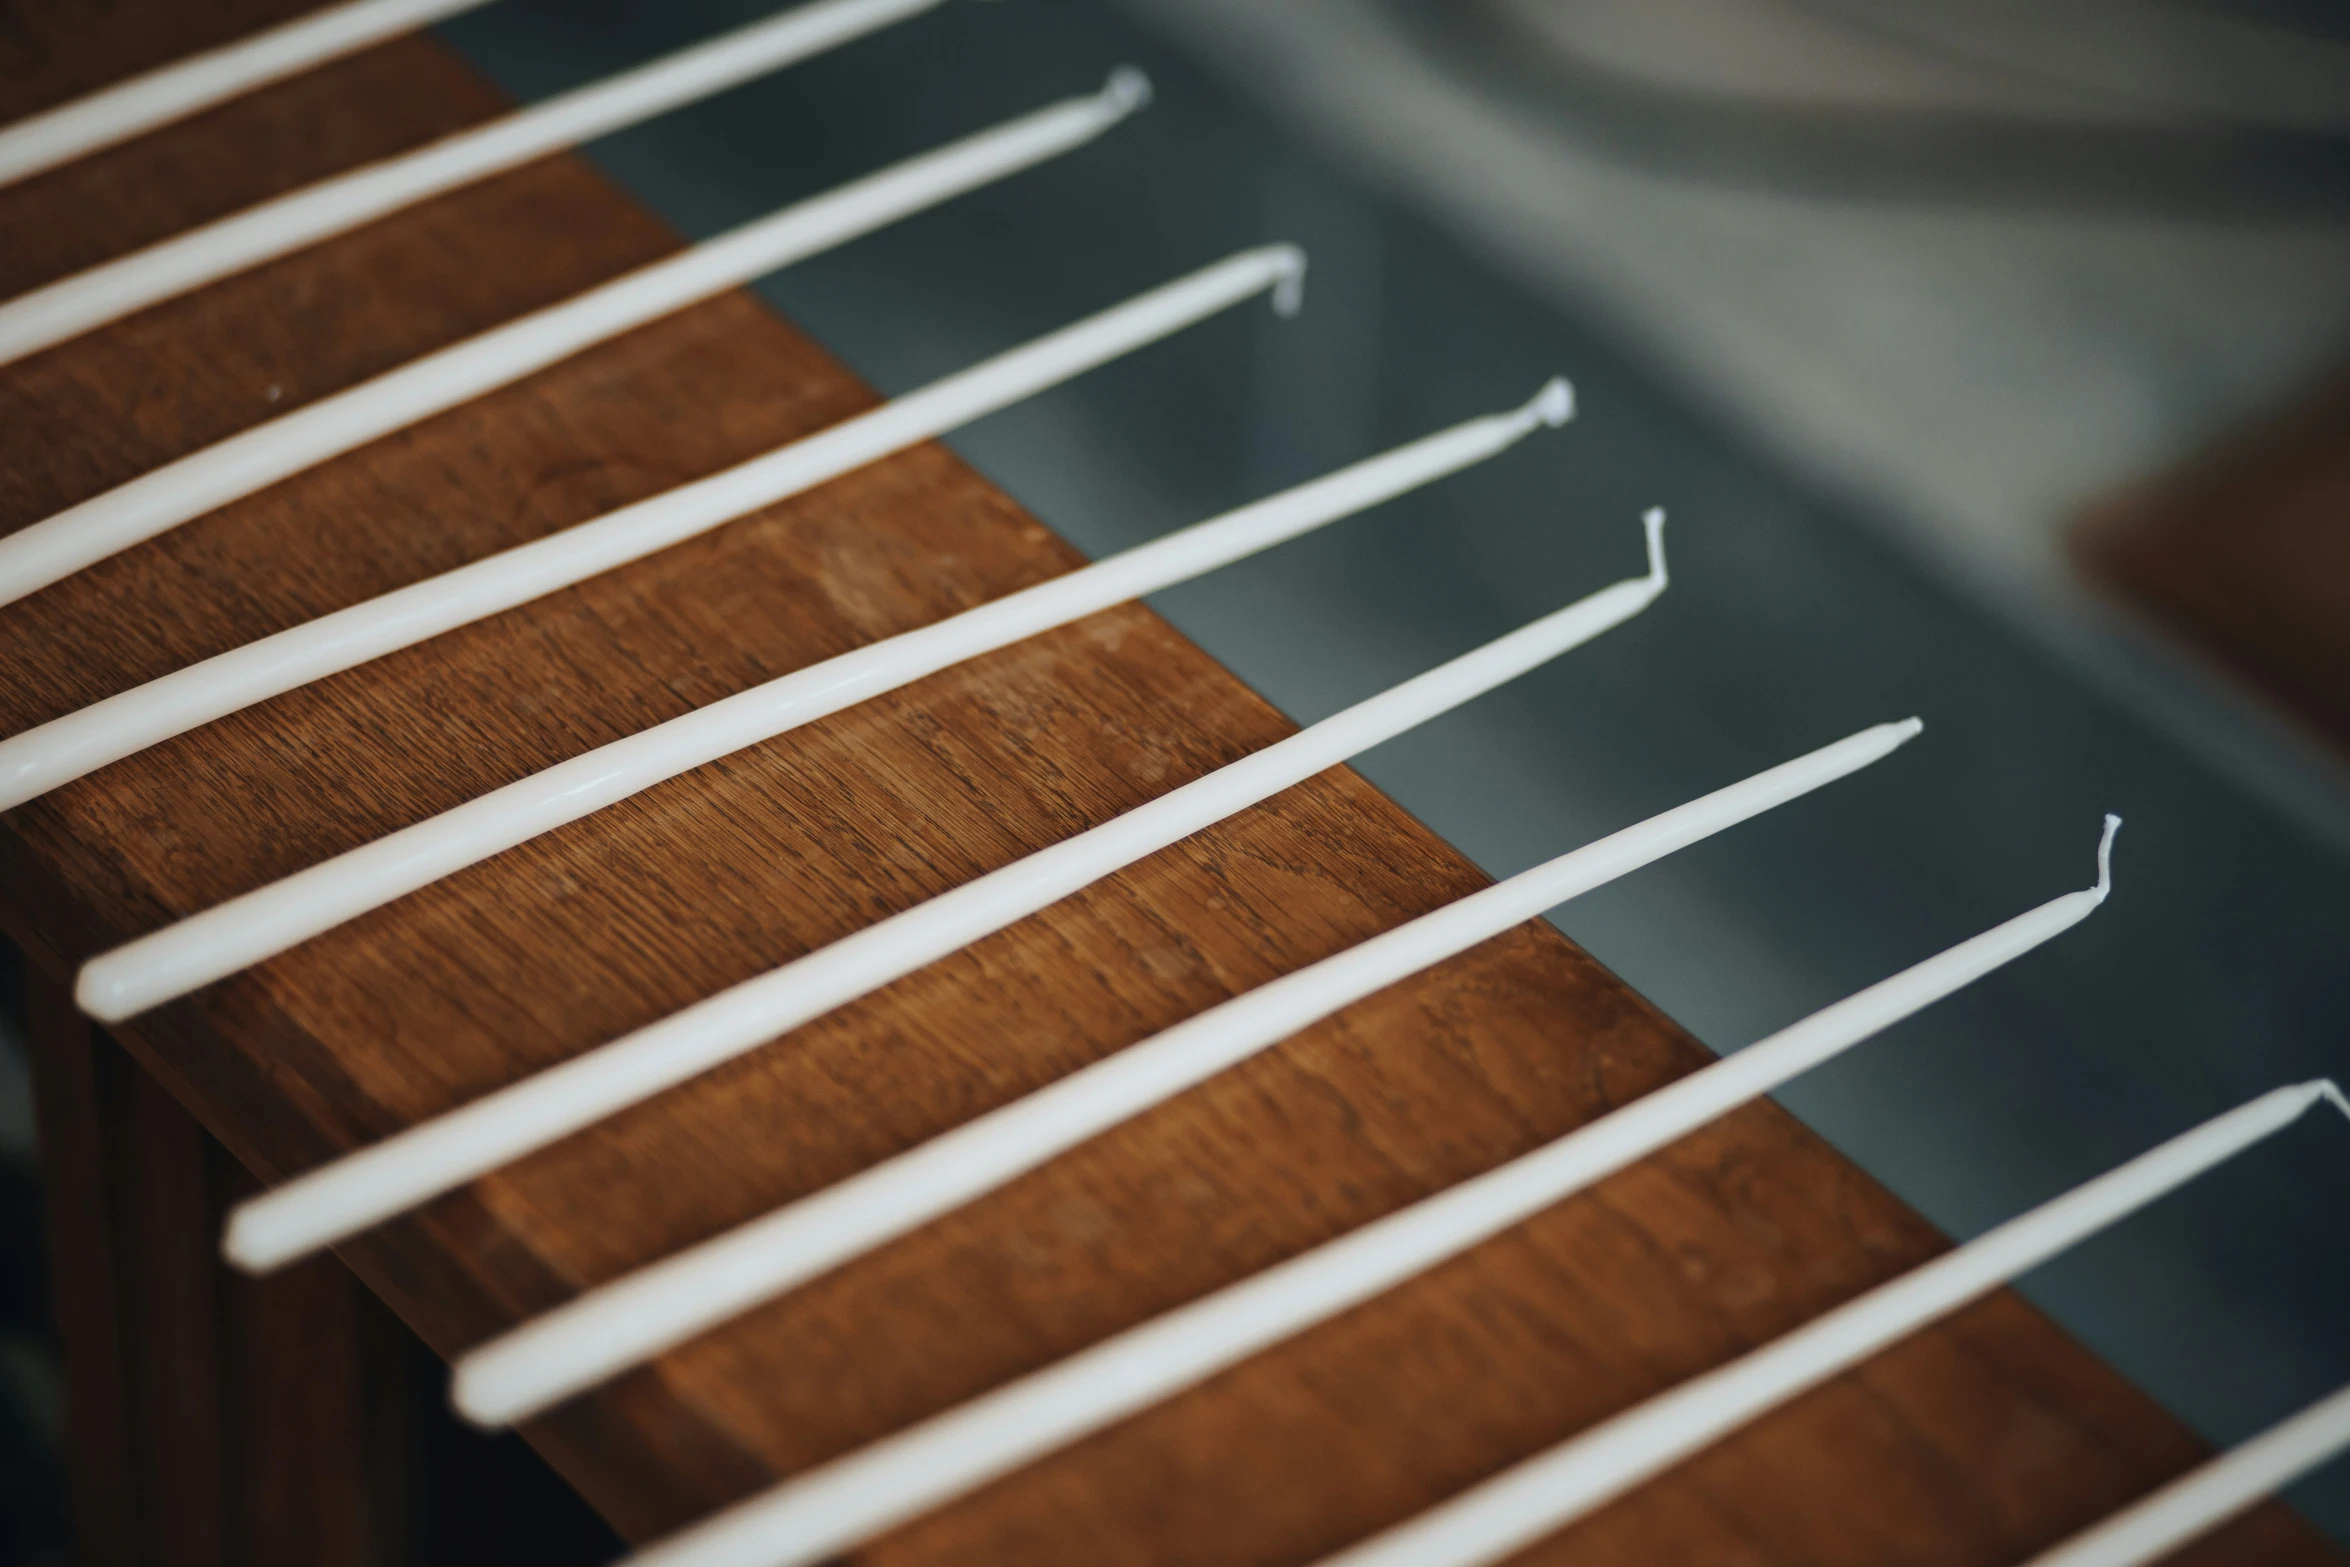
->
[[1525, 376, 1574, 429], [2315, 1078, 2350, 1121], [72, 966, 132, 1026], [2093, 814, 2122, 903], [1268, 245, 1308, 317], [1893, 716, 1925, 742], [1640, 508, 1667, 587], [221, 1207, 277, 1271], [1100, 65, 1153, 114]]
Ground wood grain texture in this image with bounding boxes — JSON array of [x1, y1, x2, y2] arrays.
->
[[2, 0, 320, 118], [24, 968, 627, 1567], [2, 11, 2340, 1564]]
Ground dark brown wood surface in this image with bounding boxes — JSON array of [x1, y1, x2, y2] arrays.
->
[[28, 963, 632, 1566], [30, 973, 401, 1567], [2074, 358, 2350, 763], [1, 9, 2338, 1564]]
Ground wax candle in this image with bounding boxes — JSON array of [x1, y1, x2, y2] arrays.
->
[[457, 720, 1967, 1427], [0, 234, 1284, 810], [2023, 1374, 2350, 1567], [79, 363, 1547, 1027], [0, 0, 499, 188], [0, 72, 1148, 607], [217, 497, 1647, 1272], [0, 0, 956, 366], [546, 817, 2136, 1567], [1315, 1080, 2350, 1567]]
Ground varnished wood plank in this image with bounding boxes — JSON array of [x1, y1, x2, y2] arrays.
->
[[2, 12, 2339, 1565], [1, 1, 321, 122], [0, 15, 513, 301]]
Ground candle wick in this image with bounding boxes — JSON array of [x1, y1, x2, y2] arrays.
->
[[1099, 66, 1153, 116], [1266, 244, 1308, 318], [1515, 376, 1575, 430], [2092, 813, 2121, 904], [1641, 508, 1667, 588]]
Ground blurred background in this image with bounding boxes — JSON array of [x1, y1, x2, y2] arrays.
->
[[4, 0, 2347, 1555]]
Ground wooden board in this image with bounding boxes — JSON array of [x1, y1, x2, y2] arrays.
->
[[2075, 358, 2350, 765], [2, 9, 2339, 1564]]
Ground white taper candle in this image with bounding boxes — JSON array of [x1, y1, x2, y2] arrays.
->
[[3, 230, 1293, 814], [218, 499, 1648, 1272], [457, 717, 1969, 1427], [0, 70, 1148, 608], [552, 811, 2128, 1567], [2022, 1374, 2350, 1567], [76, 346, 1551, 1030], [0, 0, 499, 189], [1315, 1080, 2350, 1567], [0, 0, 954, 365]]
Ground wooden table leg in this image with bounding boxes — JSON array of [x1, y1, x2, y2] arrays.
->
[[27, 966, 144, 1567], [21, 952, 626, 1566], [26, 961, 397, 1565]]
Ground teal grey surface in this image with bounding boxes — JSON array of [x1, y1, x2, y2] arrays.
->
[[439, 0, 2350, 1541]]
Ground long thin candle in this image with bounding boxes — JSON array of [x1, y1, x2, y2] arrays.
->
[[0, 71, 1147, 608], [457, 720, 1972, 1427], [0, 0, 499, 188], [1314, 1080, 2350, 1567], [2023, 1376, 2350, 1567], [2, 229, 1282, 813], [546, 813, 2106, 1567], [217, 506, 1655, 1271], [75, 348, 1537, 1029], [0, 0, 952, 365]]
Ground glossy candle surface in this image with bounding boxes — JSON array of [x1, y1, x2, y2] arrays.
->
[[224, 493, 1655, 1277], [2023, 1379, 2350, 1567], [8, 220, 1311, 825], [0, 0, 500, 187], [0, 0, 953, 365], [528, 809, 2116, 1566], [1319, 1081, 2348, 1567], [0, 73, 1146, 609], [457, 708, 1958, 1429]]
